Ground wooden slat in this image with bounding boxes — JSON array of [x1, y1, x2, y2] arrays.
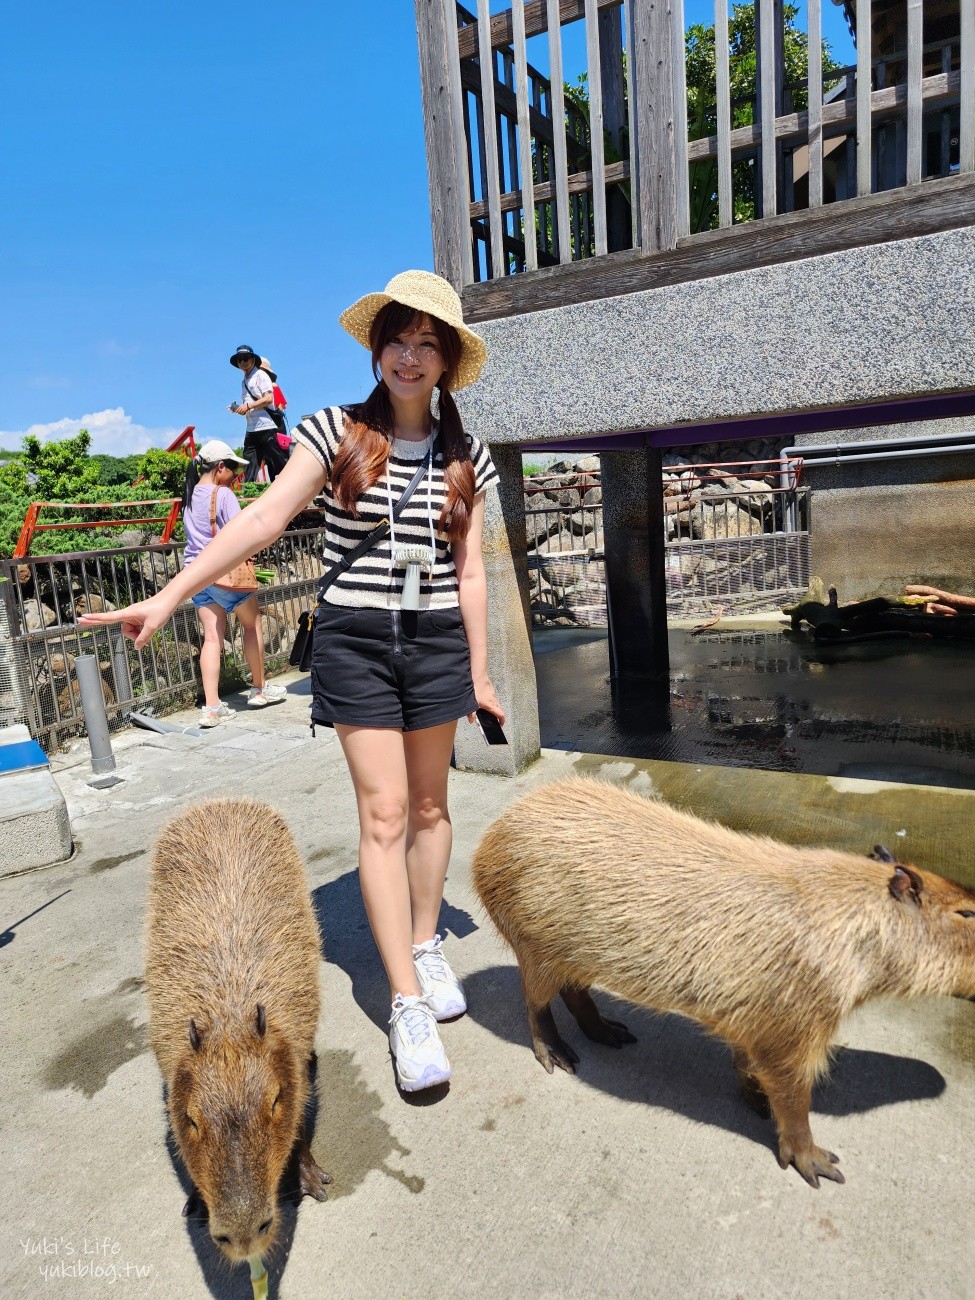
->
[[807, 0, 823, 208], [511, 0, 538, 270], [415, 0, 473, 287], [758, 0, 777, 217], [855, 0, 872, 195], [459, 60, 587, 161], [962, 0, 975, 173], [714, 0, 733, 227], [906, 0, 923, 185], [546, 0, 573, 262], [476, 0, 506, 276], [624, 0, 639, 246], [671, 0, 690, 236], [460, 172, 975, 320], [628, 0, 678, 251], [457, 0, 621, 59], [584, 0, 609, 254], [469, 158, 630, 218], [685, 70, 962, 164]]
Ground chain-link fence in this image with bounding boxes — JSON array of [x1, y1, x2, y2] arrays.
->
[[0, 528, 325, 751]]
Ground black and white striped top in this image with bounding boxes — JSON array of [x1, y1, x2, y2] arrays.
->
[[294, 406, 499, 610]]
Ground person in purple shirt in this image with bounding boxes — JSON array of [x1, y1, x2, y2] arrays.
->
[[182, 439, 286, 727]]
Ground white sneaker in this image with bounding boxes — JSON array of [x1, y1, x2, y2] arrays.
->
[[247, 683, 287, 708], [198, 703, 235, 729], [388, 994, 451, 1092], [412, 934, 467, 1021]]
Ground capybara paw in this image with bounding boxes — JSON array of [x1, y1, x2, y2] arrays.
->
[[534, 1037, 579, 1075], [779, 1142, 845, 1188], [583, 1016, 637, 1049], [299, 1154, 333, 1202]]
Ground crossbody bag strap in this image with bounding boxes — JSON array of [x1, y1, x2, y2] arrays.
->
[[208, 485, 219, 538], [317, 440, 434, 600]]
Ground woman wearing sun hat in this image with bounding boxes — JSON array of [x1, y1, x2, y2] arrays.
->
[[80, 270, 502, 1093]]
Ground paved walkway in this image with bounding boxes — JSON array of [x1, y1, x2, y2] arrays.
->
[[2, 672, 972, 1298]]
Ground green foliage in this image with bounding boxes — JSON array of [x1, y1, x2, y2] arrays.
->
[[90, 452, 143, 486], [135, 448, 189, 496], [0, 429, 187, 558]]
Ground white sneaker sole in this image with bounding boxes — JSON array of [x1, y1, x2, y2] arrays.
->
[[427, 996, 467, 1023], [390, 1051, 451, 1092]]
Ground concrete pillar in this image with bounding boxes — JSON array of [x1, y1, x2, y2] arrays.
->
[[601, 447, 670, 680], [453, 445, 541, 775]]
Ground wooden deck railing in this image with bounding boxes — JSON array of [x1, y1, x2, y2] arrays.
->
[[415, 0, 975, 307]]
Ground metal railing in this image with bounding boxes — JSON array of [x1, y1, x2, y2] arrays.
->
[[524, 459, 811, 623], [0, 527, 326, 751]]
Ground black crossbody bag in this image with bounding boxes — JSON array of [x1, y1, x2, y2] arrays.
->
[[290, 448, 434, 672]]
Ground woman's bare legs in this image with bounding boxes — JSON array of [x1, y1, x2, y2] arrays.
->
[[335, 720, 456, 1001], [336, 724, 419, 1000], [404, 721, 457, 945], [196, 603, 228, 708], [234, 595, 266, 689]]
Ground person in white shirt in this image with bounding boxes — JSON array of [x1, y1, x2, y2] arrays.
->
[[229, 343, 288, 482]]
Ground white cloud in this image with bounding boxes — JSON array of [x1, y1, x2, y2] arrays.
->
[[0, 408, 180, 458], [97, 340, 140, 359]]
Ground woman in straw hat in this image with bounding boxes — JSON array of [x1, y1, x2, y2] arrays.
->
[[81, 270, 503, 1094]]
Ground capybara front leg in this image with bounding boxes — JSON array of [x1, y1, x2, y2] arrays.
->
[[297, 1139, 333, 1201], [754, 1058, 844, 1188], [518, 949, 577, 1073], [528, 1003, 580, 1075], [732, 1047, 770, 1118], [561, 985, 637, 1049]]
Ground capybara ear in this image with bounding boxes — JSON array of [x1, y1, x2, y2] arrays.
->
[[888, 865, 923, 907], [870, 844, 897, 863], [189, 1019, 203, 1051], [255, 1004, 267, 1038]]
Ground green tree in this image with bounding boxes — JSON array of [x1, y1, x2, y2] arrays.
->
[[21, 430, 101, 499], [135, 448, 189, 497]]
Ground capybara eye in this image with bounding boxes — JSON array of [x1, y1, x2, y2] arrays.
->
[[258, 1220, 272, 1236], [271, 1092, 281, 1115], [214, 1235, 231, 1246], [185, 1114, 199, 1133], [956, 910, 975, 919]]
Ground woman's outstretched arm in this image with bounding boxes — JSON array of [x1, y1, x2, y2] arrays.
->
[[78, 445, 326, 648]]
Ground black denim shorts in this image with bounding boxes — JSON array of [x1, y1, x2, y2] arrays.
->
[[310, 603, 478, 732]]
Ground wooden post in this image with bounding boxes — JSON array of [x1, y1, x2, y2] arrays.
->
[[627, 0, 680, 253], [415, 0, 473, 287], [598, 2, 630, 251], [601, 447, 670, 680]]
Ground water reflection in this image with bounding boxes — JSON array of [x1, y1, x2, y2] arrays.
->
[[534, 625, 975, 790]]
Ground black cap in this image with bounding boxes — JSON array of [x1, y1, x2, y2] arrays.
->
[[229, 344, 260, 368]]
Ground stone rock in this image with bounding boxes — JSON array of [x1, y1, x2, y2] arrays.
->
[[572, 455, 600, 473], [74, 594, 116, 616], [22, 598, 57, 632]]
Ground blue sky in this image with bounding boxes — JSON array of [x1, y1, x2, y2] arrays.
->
[[1, 1, 854, 458]]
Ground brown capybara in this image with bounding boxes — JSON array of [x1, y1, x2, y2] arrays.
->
[[471, 778, 975, 1187], [147, 798, 331, 1266]]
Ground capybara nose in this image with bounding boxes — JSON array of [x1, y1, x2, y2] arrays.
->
[[209, 1206, 275, 1260]]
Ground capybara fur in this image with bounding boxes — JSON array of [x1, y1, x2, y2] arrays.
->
[[471, 778, 975, 1187], [147, 798, 330, 1263]]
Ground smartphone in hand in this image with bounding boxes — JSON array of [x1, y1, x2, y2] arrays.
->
[[475, 707, 507, 745]]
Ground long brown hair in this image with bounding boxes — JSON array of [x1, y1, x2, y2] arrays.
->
[[330, 302, 476, 541]]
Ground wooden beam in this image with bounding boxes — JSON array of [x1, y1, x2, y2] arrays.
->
[[456, 0, 621, 60], [807, 0, 823, 208], [584, 0, 608, 255], [476, 0, 506, 277], [628, 0, 678, 253], [714, 0, 733, 227], [459, 60, 588, 163], [906, 0, 924, 185], [511, 0, 538, 271], [855, 0, 871, 195], [415, 0, 473, 287], [758, 0, 777, 217], [546, 0, 573, 262], [460, 172, 975, 320], [686, 71, 963, 164]]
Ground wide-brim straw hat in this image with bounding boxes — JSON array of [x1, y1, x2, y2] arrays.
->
[[339, 270, 487, 391], [258, 356, 278, 383]]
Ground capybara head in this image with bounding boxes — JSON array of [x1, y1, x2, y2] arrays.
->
[[168, 1004, 303, 1263]]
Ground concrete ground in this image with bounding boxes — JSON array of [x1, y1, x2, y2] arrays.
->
[[2, 671, 973, 1299]]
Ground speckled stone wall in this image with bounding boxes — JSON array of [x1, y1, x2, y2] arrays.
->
[[457, 227, 975, 443]]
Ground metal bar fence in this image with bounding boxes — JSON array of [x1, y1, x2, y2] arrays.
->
[[524, 464, 811, 624], [0, 527, 326, 752]]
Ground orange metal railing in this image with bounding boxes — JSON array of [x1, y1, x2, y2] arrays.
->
[[13, 499, 182, 559]]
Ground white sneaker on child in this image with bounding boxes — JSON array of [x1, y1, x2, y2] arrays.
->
[[198, 703, 235, 729], [412, 934, 467, 1021], [388, 994, 451, 1092]]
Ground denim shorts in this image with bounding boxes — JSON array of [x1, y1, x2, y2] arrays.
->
[[310, 603, 477, 732], [191, 585, 258, 615]]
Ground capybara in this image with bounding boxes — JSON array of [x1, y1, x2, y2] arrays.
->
[[147, 798, 331, 1266], [471, 778, 975, 1187]]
